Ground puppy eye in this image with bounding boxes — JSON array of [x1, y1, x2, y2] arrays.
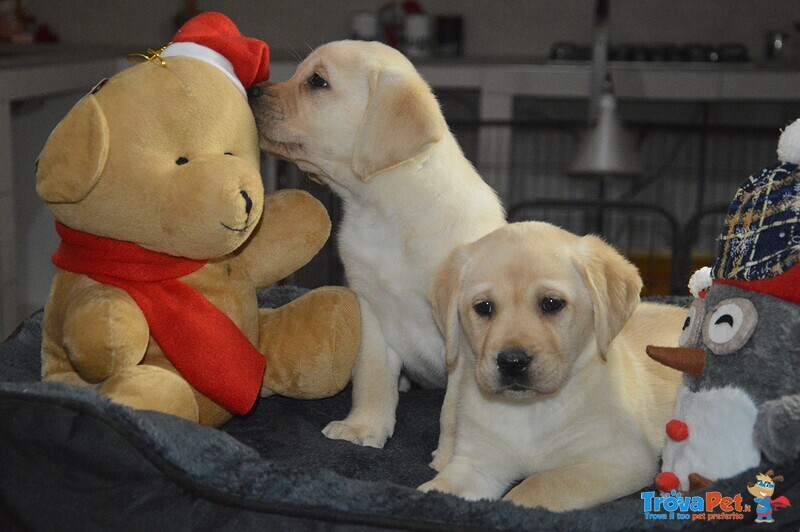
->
[[473, 300, 494, 318], [306, 72, 329, 89], [176, 156, 189, 165], [224, 152, 233, 156], [541, 298, 565, 314]]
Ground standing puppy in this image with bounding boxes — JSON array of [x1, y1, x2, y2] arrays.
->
[[250, 40, 506, 447], [419, 222, 685, 510]]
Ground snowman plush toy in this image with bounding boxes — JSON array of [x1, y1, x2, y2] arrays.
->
[[647, 118, 800, 494]]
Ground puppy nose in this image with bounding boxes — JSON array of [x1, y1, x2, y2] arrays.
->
[[247, 84, 265, 99], [247, 82, 274, 99], [240, 190, 253, 214], [496, 349, 531, 377]]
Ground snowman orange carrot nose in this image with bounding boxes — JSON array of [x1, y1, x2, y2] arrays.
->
[[646, 345, 705, 376]]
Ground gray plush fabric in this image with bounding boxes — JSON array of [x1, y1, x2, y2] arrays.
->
[[756, 394, 800, 465], [1, 290, 798, 531]]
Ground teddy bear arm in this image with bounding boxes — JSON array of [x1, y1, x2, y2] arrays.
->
[[259, 286, 360, 398], [62, 283, 150, 384], [236, 189, 332, 288], [755, 394, 800, 464]]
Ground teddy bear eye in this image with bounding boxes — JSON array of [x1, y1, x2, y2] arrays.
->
[[176, 156, 189, 165]]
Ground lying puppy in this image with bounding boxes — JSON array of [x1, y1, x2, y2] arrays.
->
[[250, 40, 506, 448], [419, 222, 685, 511]]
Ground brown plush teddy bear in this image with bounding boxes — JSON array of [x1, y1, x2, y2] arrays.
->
[[35, 13, 360, 427]]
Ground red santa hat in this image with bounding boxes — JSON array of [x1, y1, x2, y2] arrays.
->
[[160, 12, 270, 98]]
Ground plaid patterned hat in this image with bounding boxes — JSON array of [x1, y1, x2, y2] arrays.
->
[[712, 119, 800, 304]]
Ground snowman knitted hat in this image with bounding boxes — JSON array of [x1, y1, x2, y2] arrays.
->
[[712, 118, 800, 305], [160, 12, 269, 97]]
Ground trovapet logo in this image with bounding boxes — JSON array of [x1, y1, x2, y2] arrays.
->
[[642, 470, 792, 524], [641, 490, 749, 522]]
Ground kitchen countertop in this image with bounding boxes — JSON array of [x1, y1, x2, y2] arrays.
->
[[0, 43, 131, 68], [2, 43, 799, 101]]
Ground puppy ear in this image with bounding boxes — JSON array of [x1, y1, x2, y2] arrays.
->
[[428, 246, 467, 367], [36, 94, 109, 203], [574, 235, 642, 360], [351, 68, 444, 182]]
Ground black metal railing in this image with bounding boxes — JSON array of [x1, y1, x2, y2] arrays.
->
[[273, 106, 792, 295]]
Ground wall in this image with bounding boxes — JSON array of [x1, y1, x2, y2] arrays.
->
[[6, 0, 800, 326], [12, 91, 87, 318], [23, 1, 800, 66]]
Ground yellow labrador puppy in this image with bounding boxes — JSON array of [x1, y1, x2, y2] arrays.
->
[[419, 222, 685, 511], [249, 41, 506, 448]]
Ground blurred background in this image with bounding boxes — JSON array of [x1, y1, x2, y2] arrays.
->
[[1, 0, 800, 336]]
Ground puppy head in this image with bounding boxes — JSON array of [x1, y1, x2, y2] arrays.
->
[[429, 222, 642, 400], [250, 40, 444, 187]]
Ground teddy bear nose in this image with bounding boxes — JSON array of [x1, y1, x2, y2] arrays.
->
[[240, 190, 253, 214]]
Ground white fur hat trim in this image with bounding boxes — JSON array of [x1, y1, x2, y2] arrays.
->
[[161, 42, 246, 98]]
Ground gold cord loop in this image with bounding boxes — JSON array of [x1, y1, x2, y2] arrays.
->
[[127, 44, 172, 67]]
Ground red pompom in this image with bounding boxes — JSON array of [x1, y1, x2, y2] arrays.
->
[[655, 472, 680, 493], [666, 419, 689, 441]]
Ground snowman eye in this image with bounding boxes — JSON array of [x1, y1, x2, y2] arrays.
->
[[678, 299, 704, 348], [702, 298, 757, 355], [715, 314, 734, 326]]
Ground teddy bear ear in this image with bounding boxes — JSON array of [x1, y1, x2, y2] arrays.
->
[[36, 94, 109, 203]]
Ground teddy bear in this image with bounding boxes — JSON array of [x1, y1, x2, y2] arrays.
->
[[35, 12, 361, 427], [647, 118, 800, 492]]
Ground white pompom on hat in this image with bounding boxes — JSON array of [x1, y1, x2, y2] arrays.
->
[[777, 118, 800, 165], [688, 266, 713, 298]]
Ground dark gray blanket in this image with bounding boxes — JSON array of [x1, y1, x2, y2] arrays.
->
[[1, 288, 797, 531]]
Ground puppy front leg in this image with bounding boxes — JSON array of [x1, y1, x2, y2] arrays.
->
[[322, 297, 400, 448], [503, 460, 642, 511], [430, 354, 465, 471], [419, 456, 508, 501]]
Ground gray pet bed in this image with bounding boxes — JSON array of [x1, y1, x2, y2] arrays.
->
[[1, 288, 797, 531]]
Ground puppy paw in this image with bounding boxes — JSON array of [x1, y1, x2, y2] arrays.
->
[[429, 447, 454, 472], [418, 477, 453, 494], [322, 418, 393, 448], [398, 374, 412, 392]]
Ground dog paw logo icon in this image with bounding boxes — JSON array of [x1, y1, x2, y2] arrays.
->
[[747, 470, 791, 524]]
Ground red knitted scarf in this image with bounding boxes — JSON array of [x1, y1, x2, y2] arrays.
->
[[52, 222, 265, 415]]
